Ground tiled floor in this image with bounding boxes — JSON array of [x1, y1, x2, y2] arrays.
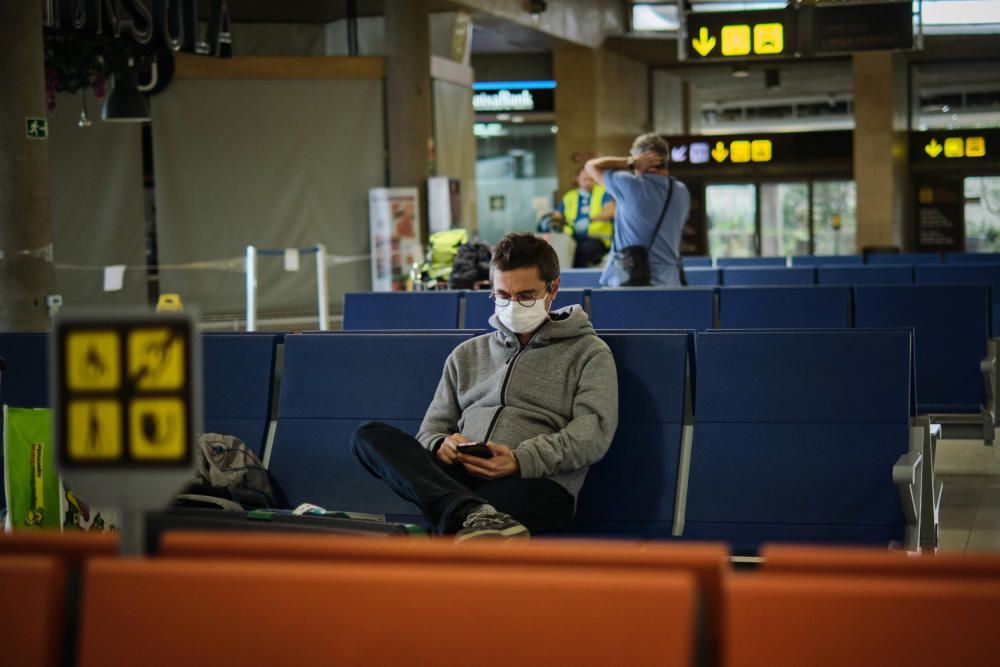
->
[[936, 432, 1000, 552]]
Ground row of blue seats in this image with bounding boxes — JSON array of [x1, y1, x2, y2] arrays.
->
[[682, 252, 1000, 268], [367, 264, 1000, 333], [562, 263, 1000, 298], [345, 284, 991, 417], [0, 329, 929, 553], [270, 330, 923, 553]]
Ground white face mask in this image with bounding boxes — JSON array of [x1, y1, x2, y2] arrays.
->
[[496, 298, 550, 334]]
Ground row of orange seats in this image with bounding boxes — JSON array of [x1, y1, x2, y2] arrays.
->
[[2, 531, 999, 667]]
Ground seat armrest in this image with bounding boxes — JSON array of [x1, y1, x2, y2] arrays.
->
[[893, 451, 922, 486]]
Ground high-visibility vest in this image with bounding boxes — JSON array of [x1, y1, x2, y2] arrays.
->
[[561, 186, 613, 249]]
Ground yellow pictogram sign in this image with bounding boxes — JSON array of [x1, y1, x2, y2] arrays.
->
[[66, 331, 120, 391], [67, 400, 122, 461], [924, 139, 943, 158], [753, 23, 783, 54], [731, 140, 751, 163], [944, 137, 964, 158], [966, 136, 986, 158], [691, 27, 716, 57], [721, 24, 752, 56], [128, 328, 185, 390], [129, 398, 186, 461], [751, 139, 772, 162], [711, 141, 729, 162], [919, 187, 934, 205]]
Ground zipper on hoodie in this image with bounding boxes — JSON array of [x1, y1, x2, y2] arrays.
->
[[482, 321, 548, 444]]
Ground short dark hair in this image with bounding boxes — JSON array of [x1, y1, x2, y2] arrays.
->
[[490, 233, 560, 283]]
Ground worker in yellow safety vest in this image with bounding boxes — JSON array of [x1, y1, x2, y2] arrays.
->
[[551, 166, 616, 267]]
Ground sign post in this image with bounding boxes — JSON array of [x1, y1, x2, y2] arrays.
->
[[53, 312, 199, 555]]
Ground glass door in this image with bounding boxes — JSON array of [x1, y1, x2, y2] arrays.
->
[[812, 180, 857, 255], [965, 176, 1000, 252], [759, 182, 809, 256], [706, 184, 757, 257]]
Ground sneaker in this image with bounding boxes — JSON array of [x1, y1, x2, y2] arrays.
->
[[454, 509, 530, 542]]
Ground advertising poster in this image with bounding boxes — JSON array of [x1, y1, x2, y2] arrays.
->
[[3, 407, 61, 530], [3, 406, 119, 533], [369, 187, 422, 292]]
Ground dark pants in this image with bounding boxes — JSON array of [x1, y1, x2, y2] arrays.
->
[[352, 421, 574, 535], [573, 237, 608, 268]]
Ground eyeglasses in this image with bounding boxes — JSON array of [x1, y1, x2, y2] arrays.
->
[[489, 282, 552, 308]]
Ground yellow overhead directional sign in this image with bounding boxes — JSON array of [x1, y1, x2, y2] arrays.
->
[[751, 139, 772, 162], [691, 27, 716, 57], [944, 137, 964, 158], [128, 328, 185, 390], [753, 23, 783, 54], [67, 331, 120, 391], [966, 136, 985, 158], [129, 398, 186, 461], [921, 135, 988, 160], [731, 140, 751, 163], [721, 25, 752, 56], [67, 400, 122, 461], [712, 142, 729, 162]]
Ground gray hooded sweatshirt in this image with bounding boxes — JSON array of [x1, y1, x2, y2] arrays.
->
[[416, 304, 619, 503]]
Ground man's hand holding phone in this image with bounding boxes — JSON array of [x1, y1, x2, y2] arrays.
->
[[436, 432, 470, 465], [457, 442, 520, 480]]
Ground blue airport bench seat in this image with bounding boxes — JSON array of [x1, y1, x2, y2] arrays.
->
[[0, 333, 49, 409], [944, 252, 1000, 264], [917, 264, 1000, 336], [201, 334, 281, 459], [683, 256, 712, 268], [588, 288, 715, 331], [817, 265, 914, 286], [866, 253, 941, 266], [722, 267, 815, 286], [684, 268, 721, 286], [790, 255, 864, 267], [343, 292, 462, 330], [684, 330, 917, 554], [718, 286, 851, 329], [558, 269, 603, 289], [569, 332, 691, 538], [462, 289, 586, 330], [854, 285, 991, 414], [266, 333, 473, 522], [716, 257, 787, 268]]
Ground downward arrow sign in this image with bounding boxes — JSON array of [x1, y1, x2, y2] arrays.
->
[[711, 141, 729, 162], [692, 27, 717, 57], [924, 138, 943, 158]]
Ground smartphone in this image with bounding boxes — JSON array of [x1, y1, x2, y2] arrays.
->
[[457, 442, 494, 459]]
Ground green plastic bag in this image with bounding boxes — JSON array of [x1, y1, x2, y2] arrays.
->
[[3, 407, 61, 530]]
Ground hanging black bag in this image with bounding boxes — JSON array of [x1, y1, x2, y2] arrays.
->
[[607, 176, 675, 287]]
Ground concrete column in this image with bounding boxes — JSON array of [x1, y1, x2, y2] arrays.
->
[[385, 0, 434, 239], [0, 3, 56, 331], [852, 52, 910, 251], [554, 46, 650, 194]]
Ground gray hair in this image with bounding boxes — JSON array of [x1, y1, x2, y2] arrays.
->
[[630, 133, 669, 162]]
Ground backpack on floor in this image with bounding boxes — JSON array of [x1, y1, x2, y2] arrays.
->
[[177, 433, 274, 510]]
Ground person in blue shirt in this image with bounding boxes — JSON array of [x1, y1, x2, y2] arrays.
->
[[551, 166, 616, 268], [585, 134, 691, 287]]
